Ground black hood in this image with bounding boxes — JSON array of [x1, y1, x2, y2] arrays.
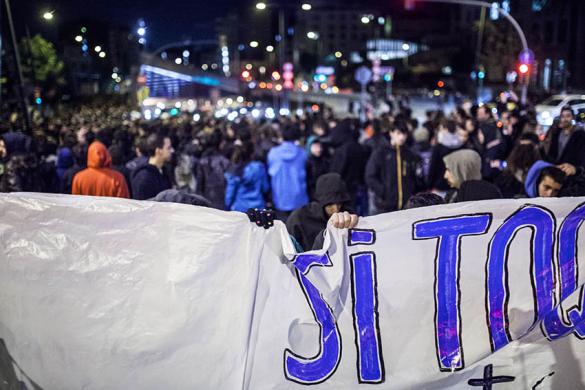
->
[[1, 132, 31, 155], [314, 173, 351, 207], [457, 180, 502, 202], [151, 189, 211, 207], [328, 119, 355, 147], [131, 162, 159, 180]]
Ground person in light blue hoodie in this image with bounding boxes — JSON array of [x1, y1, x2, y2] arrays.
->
[[267, 125, 309, 220], [225, 141, 270, 212]]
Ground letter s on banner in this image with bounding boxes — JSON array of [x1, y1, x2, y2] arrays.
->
[[413, 214, 492, 372], [284, 253, 342, 384]]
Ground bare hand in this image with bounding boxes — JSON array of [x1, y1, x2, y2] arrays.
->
[[557, 163, 577, 176], [329, 212, 359, 229]]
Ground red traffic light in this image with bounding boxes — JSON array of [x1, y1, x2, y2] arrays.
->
[[518, 63, 529, 74], [437, 80, 444, 88]]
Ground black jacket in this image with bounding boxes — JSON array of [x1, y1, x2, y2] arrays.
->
[[329, 121, 368, 192], [365, 145, 422, 213], [286, 173, 351, 251], [479, 121, 507, 179], [196, 151, 230, 210], [545, 127, 585, 169], [493, 170, 525, 198], [113, 164, 133, 198], [446, 180, 503, 203], [131, 163, 172, 200], [306, 155, 330, 200]]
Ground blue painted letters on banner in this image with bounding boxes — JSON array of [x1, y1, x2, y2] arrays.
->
[[543, 202, 585, 340], [486, 205, 555, 352], [285, 253, 342, 384], [349, 229, 384, 383], [413, 214, 492, 371]]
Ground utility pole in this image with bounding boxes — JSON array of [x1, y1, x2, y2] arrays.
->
[[474, 7, 486, 103]]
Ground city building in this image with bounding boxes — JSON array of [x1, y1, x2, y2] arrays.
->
[[58, 19, 140, 95]]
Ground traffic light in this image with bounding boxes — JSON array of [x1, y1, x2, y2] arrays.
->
[[518, 63, 530, 75]]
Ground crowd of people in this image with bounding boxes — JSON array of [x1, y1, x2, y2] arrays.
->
[[1, 95, 585, 250]]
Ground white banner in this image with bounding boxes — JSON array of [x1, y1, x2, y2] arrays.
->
[[1, 193, 585, 389]]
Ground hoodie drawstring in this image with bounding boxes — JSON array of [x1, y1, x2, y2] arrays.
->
[[396, 146, 403, 210]]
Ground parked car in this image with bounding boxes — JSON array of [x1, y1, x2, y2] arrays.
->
[[536, 94, 585, 127]]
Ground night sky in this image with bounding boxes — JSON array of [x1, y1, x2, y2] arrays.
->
[[13, 0, 240, 47], [13, 0, 389, 48]]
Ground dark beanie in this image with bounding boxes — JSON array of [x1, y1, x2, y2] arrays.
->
[[282, 125, 300, 142]]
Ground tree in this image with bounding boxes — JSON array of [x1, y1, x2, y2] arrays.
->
[[477, 20, 521, 82], [20, 34, 66, 98]]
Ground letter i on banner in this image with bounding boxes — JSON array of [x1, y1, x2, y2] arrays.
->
[[413, 214, 492, 372], [348, 229, 385, 383]]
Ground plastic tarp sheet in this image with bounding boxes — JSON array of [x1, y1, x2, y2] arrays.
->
[[2, 193, 585, 389]]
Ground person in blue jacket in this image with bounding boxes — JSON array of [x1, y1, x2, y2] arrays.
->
[[524, 160, 566, 198], [225, 141, 270, 212], [267, 125, 309, 220]]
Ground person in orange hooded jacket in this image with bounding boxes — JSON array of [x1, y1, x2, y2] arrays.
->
[[72, 141, 130, 198]]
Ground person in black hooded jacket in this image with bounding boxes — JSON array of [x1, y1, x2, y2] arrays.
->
[[286, 173, 353, 251], [327, 119, 368, 210]]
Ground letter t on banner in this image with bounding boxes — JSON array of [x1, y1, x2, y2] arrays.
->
[[413, 214, 492, 372]]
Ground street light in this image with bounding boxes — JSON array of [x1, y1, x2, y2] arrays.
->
[[266, 45, 274, 52], [250, 41, 259, 48], [360, 15, 370, 24], [99, 52, 106, 58], [75, 35, 83, 43], [256, 2, 267, 10], [402, 43, 410, 51], [334, 51, 342, 58], [42, 11, 54, 21], [94, 45, 102, 53], [301, 3, 312, 10], [307, 31, 319, 40], [137, 27, 146, 36]]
